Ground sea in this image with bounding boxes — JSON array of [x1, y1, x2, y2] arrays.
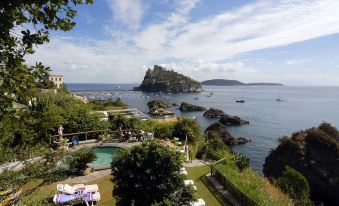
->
[[67, 83, 339, 172]]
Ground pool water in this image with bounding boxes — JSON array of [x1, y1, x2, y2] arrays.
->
[[88, 147, 121, 168]]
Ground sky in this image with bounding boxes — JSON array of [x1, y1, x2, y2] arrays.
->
[[25, 0, 339, 86]]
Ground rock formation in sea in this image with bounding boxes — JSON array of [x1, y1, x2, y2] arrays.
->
[[147, 100, 171, 109], [147, 100, 173, 115], [205, 122, 250, 146], [134, 65, 202, 93], [219, 114, 249, 125], [179, 102, 206, 112], [263, 122, 339, 205], [203, 108, 225, 118]]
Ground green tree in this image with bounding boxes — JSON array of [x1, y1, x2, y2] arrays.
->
[[111, 142, 194, 206], [275, 166, 313, 206], [173, 117, 201, 144], [0, 0, 92, 118]]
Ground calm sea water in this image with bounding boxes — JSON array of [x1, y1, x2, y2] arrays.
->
[[67, 83, 339, 172]]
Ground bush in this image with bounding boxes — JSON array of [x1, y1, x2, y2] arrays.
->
[[232, 153, 249, 172], [274, 166, 313, 206], [173, 117, 202, 144], [154, 122, 175, 139], [111, 142, 194, 205], [67, 149, 97, 175]]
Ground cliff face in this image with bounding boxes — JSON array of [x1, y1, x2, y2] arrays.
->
[[135, 65, 202, 93], [263, 123, 339, 205]]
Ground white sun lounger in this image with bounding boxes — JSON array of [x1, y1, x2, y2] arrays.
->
[[190, 198, 206, 206], [53, 191, 101, 206], [57, 184, 99, 194], [180, 167, 188, 175], [184, 180, 197, 190]]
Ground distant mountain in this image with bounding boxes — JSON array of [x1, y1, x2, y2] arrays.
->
[[201, 79, 283, 86], [201, 79, 244, 86]]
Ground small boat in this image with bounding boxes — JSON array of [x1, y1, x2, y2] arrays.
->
[[276, 98, 284, 102], [193, 97, 199, 100], [236, 100, 245, 103], [206, 92, 214, 97]]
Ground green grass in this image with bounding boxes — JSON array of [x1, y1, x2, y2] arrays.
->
[[21, 176, 115, 206], [185, 165, 232, 206], [216, 162, 292, 206], [22, 166, 226, 206]]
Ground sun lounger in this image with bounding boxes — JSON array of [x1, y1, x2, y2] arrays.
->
[[56, 184, 98, 194], [190, 198, 206, 206], [53, 192, 101, 205], [180, 167, 188, 175]]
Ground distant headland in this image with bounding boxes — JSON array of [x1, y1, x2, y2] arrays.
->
[[201, 79, 283, 86], [134, 65, 202, 93]]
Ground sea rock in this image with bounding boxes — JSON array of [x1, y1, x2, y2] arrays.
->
[[203, 108, 225, 118], [172, 103, 179, 107], [219, 114, 249, 126], [134, 65, 202, 93], [205, 122, 250, 146], [147, 100, 171, 109], [179, 102, 206, 112]]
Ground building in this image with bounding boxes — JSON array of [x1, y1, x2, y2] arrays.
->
[[47, 74, 64, 88]]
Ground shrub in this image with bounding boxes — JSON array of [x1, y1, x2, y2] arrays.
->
[[67, 149, 97, 175], [232, 153, 249, 172], [173, 117, 202, 144], [274, 166, 313, 205], [111, 142, 194, 205]]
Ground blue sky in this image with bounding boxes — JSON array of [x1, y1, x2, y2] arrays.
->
[[26, 0, 339, 85]]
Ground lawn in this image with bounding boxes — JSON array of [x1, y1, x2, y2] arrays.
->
[[185, 165, 232, 206], [21, 176, 115, 206], [21, 166, 228, 205]]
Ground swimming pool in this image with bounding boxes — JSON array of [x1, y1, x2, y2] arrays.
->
[[88, 146, 121, 170]]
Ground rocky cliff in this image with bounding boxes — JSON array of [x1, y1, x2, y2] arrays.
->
[[263, 122, 339, 205], [135, 65, 202, 93]]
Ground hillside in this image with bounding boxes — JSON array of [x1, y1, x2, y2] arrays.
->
[[263, 122, 339, 205], [201, 79, 283, 86], [134, 65, 202, 93]]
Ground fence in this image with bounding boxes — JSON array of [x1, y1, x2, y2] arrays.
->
[[211, 158, 261, 206]]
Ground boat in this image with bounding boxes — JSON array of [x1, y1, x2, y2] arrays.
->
[[236, 100, 245, 103], [276, 92, 284, 101], [193, 97, 199, 100], [206, 92, 213, 97]]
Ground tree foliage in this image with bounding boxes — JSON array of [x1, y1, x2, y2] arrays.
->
[[264, 122, 339, 205], [111, 142, 194, 206], [67, 149, 97, 175], [173, 117, 202, 144], [0, 0, 92, 117], [274, 166, 313, 206]]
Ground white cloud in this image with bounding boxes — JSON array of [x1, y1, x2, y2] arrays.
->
[[105, 0, 145, 29], [286, 59, 311, 65], [27, 0, 339, 85]]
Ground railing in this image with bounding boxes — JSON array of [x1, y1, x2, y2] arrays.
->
[[211, 157, 261, 206], [93, 108, 151, 120]]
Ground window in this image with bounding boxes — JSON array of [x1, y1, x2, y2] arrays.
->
[[59, 77, 61, 81]]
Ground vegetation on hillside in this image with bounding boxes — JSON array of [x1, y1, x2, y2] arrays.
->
[[144, 65, 199, 83], [264, 122, 339, 205], [0, 90, 109, 164]]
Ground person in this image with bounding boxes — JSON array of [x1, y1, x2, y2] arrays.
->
[[71, 135, 79, 146], [58, 125, 64, 142], [118, 127, 123, 141]]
